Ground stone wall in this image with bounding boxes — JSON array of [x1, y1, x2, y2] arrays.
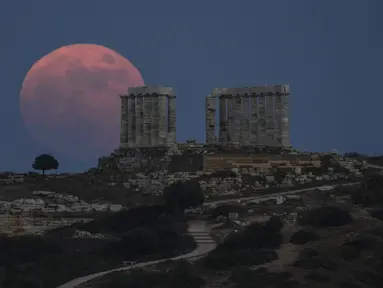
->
[[168, 154, 204, 173], [98, 145, 365, 198], [202, 154, 320, 172], [107, 145, 304, 174]]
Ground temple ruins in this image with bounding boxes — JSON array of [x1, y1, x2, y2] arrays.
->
[[206, 84, 290, 147], [119, 86, 176, 148], [119, 84, 290, 149]]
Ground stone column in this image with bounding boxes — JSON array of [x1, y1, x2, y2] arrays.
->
[[158, 95, 167, 146], [265, 93, 275, 146], [143, 95, 152, 147], [274, 93, 282, 146], [205, 95, 216, 144], [226, 96, 235, 144], [280, 89, 290, 147], [241, 95, 250, 145], [249, 95, 258, 145], [151, 95, 159, 146], [135, 95, 144, 147], [167, 96, 176, 145], [257, 93, 266, 146], [233, 94, 242, 144], [218, 96, 227, 144], [119, 96, 129, 147], [127, 96, 136, 147]]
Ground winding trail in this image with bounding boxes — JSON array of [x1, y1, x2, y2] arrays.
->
[[203, 182, 359, 206], [366, 164, 383, 170], [57, 220, 216, 288], [57, 181, 359, 287]]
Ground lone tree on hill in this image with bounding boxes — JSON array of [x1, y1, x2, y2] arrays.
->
[[163, 180, 205, 212], [32, 154, 59, 175]]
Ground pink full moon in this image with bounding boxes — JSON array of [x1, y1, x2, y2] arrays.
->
[[20, 43, 144, 160]]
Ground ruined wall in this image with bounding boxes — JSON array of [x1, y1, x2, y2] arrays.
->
[[116, 148, 169, 173], [207, 84, 290, 147], [203, 154, 321, 172], [109, 145, 320, 174], [120, 86, 175, 148], [168, 154, 203, 173], [100, 145, 364, 198]]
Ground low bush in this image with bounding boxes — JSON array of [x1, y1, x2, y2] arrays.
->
[[294, 255, 338, 271], [204, 248, 278, 270], [352, 174, 383, 207], [230, 266, 297, 288], [304, 271, 330, 282], [0, 205, 196, 287], [290, 230, 319, 245], [299, 248, 319, 258], [264, 216, 284, 233], [338, 281, 363, 288], [337, 245, 359, 261], [342, 233, 383, 251], [223, 219, 283, 250], [370, 208, 383, 220], [81, 205, 165, 234], [203, 218, 283, 270], [298, 206, 352, 227]]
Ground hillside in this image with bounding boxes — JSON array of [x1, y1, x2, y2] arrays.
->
[[90, 174, 383, 288], [0, 205, 195, 288]]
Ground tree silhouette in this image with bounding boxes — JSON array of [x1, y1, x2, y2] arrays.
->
[[163, 181, 205, 212], [32, 154, 59, 176]]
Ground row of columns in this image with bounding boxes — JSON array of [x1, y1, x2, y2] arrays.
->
[[120, 86, 176, 148], [206, 84, 290, 147]]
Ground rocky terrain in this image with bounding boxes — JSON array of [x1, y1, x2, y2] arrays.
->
[[98, 146, 366, 198], [88, 173, 383, 288]]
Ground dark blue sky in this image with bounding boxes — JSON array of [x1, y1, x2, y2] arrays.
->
[[0, 0, 382, 172]]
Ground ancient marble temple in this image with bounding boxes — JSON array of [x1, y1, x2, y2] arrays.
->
[[205, 84, 290, 147], [120, 86, 176, 148]]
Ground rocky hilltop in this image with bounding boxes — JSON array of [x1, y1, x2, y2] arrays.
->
[[97, 144, 366, 198]]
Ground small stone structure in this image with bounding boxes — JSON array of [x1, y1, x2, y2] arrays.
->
[[206, 84, 290, 147], [120, 86, 176, 148]]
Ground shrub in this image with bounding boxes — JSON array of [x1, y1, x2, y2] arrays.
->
[[352, 174, 383, 206], [304, 271, 330, 282], [299, 248, 319, 258], [264, 216, 284, 233], [290, 230, 319, 245], [338, 282, 363, 288], [223, 221, 283, 250], [0, 235, 62, 267], [370, 209, 383, 220], [119, 228, 160, 256], [294, 255, 338, 271], [338, 245, 359, 261], [230, 266, 296, 288], [81, 205, 165, 234], [166, 260, 205, 288], [163, 181, 205, 212], [203, 218, 283, 270], [343, 233, 383, 251], [298, 206, 352, 227], [204, 249, 278, 270]]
